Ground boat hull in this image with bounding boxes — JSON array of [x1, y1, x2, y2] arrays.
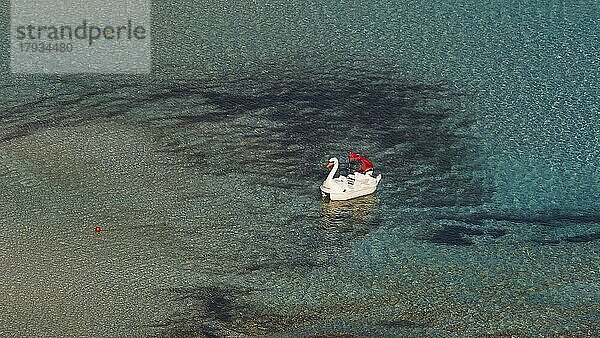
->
[[320, 184, 378, 201]]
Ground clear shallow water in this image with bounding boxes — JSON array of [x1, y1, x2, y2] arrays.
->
[[0, 0, 599, 337]]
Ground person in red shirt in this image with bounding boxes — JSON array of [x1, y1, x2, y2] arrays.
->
[[348, 153, 374, 173]]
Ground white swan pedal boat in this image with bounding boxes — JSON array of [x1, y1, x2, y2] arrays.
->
[[320, 157, 382, 201]]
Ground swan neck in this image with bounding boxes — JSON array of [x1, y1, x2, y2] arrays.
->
[[326, 159, 339, 182]]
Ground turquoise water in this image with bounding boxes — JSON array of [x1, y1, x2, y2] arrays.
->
[[0, 1, 598, 337]]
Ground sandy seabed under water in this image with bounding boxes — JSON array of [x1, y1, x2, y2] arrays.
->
[[0, 115, 597, 337]]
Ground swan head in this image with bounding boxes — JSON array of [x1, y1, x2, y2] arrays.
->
[[325, 157, 338, 169]]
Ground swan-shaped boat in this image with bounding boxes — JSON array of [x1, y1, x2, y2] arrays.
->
[[320, 157, 382, 201]]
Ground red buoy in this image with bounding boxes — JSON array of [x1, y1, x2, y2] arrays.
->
[[94, 226, 102, 233]]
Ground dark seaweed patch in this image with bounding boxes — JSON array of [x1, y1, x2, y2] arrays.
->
[[152, 284, 337, 337], [422, 225, 484, 246], [564, 232, 600, 243], [444, 211, 600, 246], [486, 228, 507, 238], [445, 212, 600, 227], [152, 286, 248, 338], [1, 68, 489, 208], [531, 239, 561, 245], [205, 294, 232, 323]]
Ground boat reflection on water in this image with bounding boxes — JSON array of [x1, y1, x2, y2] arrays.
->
[[315, 194, 377, 264], [321, 194, 376, 230]]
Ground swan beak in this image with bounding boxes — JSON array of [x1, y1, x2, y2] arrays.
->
[[326, 162, 334, 169]]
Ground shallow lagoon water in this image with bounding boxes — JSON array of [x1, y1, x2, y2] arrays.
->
[[0, 0, 599, 337]]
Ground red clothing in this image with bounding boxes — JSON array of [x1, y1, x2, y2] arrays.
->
[[348, 153, 374, 173]]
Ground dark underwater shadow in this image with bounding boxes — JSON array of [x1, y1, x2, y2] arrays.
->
[[149, 285, 251, 338], [151, 69, 489, 209], [1, 67, 489, 208], [420, 210, 600, 246]]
